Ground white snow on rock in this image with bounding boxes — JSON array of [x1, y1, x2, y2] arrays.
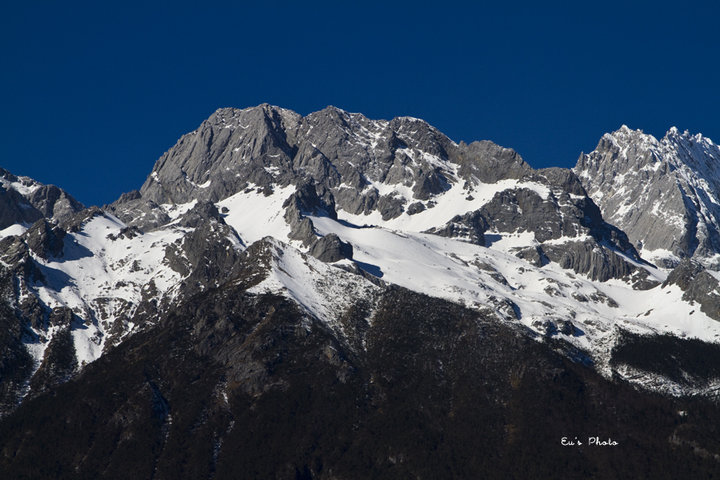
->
[[0, 175, 42, 197], [300, 214, 720, 369], [0, 223, 29, 240], [246, 238, 380, 335], [336, 179, 551, 233], [217, 183, 296, 245], [204, 177, 720, 371], [29, 213, 187, 364]]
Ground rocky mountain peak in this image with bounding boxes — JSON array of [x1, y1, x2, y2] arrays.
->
[[114, 105, 536, 231], [0, 168, 83, 234], [584, 126, 661, 172], [111, 106, 651, 288], [456, 140, 531, 183], [662, 125, 708, 144], [576, 126, 720, 266]]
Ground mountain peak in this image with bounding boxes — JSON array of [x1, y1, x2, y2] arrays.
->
[[318, 104, 349, 115], [0, 167, 83, 233], [208, 104, 302, 126], [125, 105, 534, 221], [603, 125, 657, 144], [662, 126, 716, 149], [576, 123, 720, 265], [663, 125, 694, 143]]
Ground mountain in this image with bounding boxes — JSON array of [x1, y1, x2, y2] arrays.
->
[[575, 125, 720, 268], [1, 105, 720, 477]]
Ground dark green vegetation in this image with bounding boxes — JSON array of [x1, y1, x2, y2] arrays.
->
[[1, 281, 720, 479], [612, 330, 720, 389]]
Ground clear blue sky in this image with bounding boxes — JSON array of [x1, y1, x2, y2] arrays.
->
[[2, 1, 719, 206]]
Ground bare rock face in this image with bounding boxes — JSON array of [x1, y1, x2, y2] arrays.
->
[[58, 206, 106, 234], [0, 168, 83, 229], [282, 182, 337, 246], [282, 181, 337, 220], [663, 259, 720, 321], [137, 105, 303, 205], [162, 202, 245, 295], [25, 219, 66, 259], [173, 201, 224, 229], [309, 233, 353, 263], [513, 245, 548, 267], [575, 126, 720, 267], [541, 240, 636, 282], [454, 139, 532, 183], [118, 105, 532, 225], [429, 210, 487, 245], [428, 168, 645, 281], [27, 184, 83, 222], [0, 187, 42, 229]]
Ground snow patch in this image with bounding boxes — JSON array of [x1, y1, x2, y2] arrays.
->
[[337, 179, 550, 232], [217, 183, 296, 245], [0, 223, 29, 240]]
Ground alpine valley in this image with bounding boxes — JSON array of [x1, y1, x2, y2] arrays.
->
[[2, 105, 720, 479]]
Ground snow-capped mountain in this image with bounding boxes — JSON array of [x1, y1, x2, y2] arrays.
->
[[3, 105, 720, 477], [576, 125, 720, 268], [0, 105, 716, 410]]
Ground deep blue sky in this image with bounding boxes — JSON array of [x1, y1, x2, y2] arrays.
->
[[2, 1, 719, 206]]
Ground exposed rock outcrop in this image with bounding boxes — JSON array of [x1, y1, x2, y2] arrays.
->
[[309, 233, 353, 263], [0, 168, 83, 229], [663, 259, 720, 321]]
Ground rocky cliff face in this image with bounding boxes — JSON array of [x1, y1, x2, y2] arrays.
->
[[114, 105, 530, 226], [575, 126, 720, 268], [429, 167, 649, 283], [0, 168, 83, 232]]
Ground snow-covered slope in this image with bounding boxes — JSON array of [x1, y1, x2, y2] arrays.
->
[[28, 213, 187, 364], [188, 181, 720, 395], [0, 199, 245, 413], [244, 237, 382, 339], [212, 185, 720, 391]]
